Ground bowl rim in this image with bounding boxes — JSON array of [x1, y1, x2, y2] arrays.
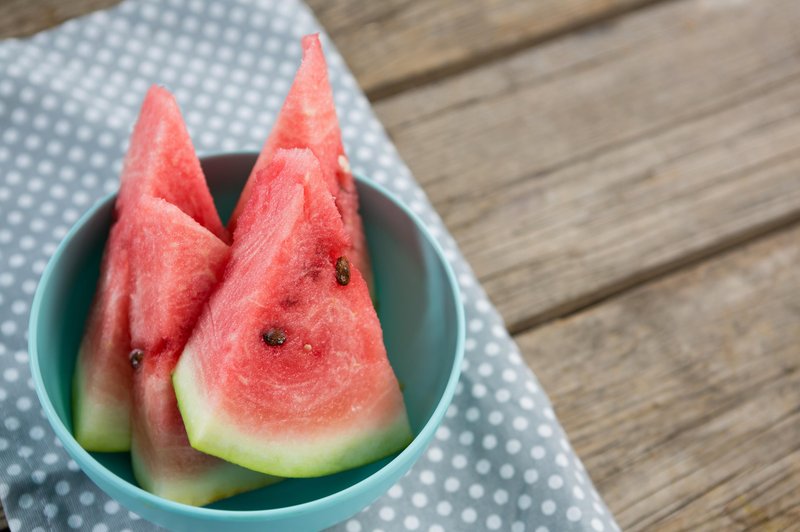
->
[[28, 152, 465, 522]]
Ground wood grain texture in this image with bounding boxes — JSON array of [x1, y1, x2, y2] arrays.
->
[[375, 0, 800, 332], [307, 0, 662, 99], [0, 0, 665, 99], [3, 0, 800, 530], [0, 0, 121, 39], [518, 222, 800, 530]]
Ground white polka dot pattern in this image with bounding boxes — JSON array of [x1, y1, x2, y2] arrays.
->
[[0, 0, 619, 530]]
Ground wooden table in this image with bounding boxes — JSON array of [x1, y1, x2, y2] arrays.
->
[[2, 0, 799, 529]]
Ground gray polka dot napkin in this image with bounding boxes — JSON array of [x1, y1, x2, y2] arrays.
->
[[0, 0, 619, 530]]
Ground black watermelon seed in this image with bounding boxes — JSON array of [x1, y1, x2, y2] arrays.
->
[[262, 328, 287, 346], [129, 349, 144, 370], [335, 256, 350, 286]]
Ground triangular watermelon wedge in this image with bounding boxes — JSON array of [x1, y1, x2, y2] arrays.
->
[[72, 222, 131, 450], [73, 86, 226, 451], [227, 34, 374, 294], [174, 149, 412, 478], [128, 197, 277, 505], [118, 86, 228, 243]]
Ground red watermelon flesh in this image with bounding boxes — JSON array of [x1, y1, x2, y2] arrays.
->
[[173, 149, 411, 478], [73, 85, 226, 452], [227, 34, 374, 294], [129, 197, 277, 505], [72, 223, 131, 451], [118, 85, 227, 243]]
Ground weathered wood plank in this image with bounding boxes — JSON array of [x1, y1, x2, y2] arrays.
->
[[0, 0, 663, 100], [517, 223, 800, 530], [375, 0, 800, 332], [307, 0, 661, 99], [0, 0, 120, 39]]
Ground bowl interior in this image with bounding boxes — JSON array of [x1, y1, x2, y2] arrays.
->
[[32, 153, 462, 511]]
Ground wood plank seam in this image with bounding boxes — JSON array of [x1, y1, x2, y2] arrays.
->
[[518, 221, 800, 529], [507, 208, 800, 336], [414, 68, 800, 199], [362, 0, 675, 101], [374, 23, 652, 130], [373, 0, 800, 333], [492, 71, 800, 333]]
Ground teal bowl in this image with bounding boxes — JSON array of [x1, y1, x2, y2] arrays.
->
[[29, 152, 464, 531]]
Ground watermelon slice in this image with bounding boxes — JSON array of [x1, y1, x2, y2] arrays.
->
[[227, 34, 374, 294], [72, 222, 131, 451], [128, 197, 276, 505], [173, 149, 412, 478], [118, 86, 227, 243], [73, 85, 226, 451]]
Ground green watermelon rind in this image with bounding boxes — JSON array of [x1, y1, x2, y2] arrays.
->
[[72, 349, 131, 452], [130, 439, 281, 506], [173, 352, 414, 478]]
